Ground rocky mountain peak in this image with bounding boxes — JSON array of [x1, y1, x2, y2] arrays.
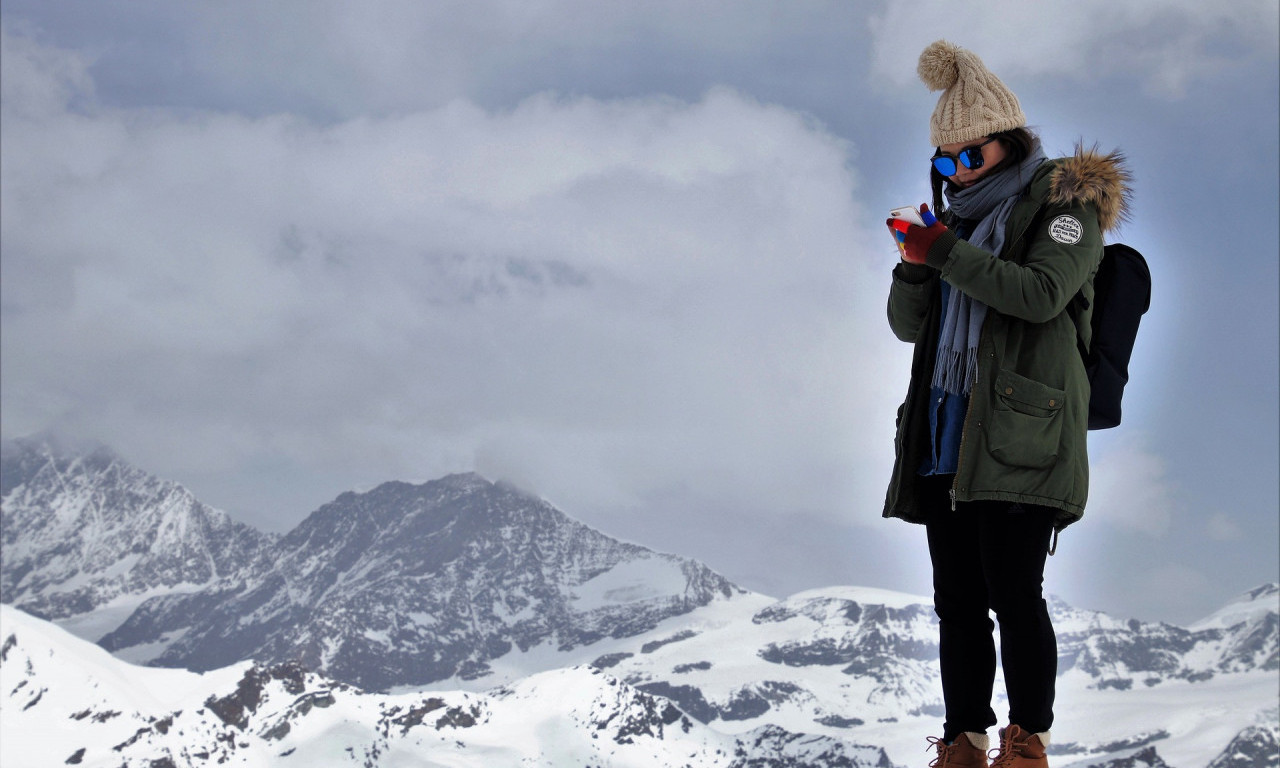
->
[[0, 435, 277, 627], [96, 465, 741, 691], [2, 432, 123, 499], [2, 438, 1276, 767], [1192, 582, 1280, 630]]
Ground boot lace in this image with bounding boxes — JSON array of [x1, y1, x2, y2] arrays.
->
[[988, 729, 1020, 768], [927, 737, 953, 768]]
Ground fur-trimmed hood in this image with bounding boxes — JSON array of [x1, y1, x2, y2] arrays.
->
[[1046, 144, 1132, 234]]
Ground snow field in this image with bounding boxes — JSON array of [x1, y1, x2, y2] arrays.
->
[[5, 586, 1276, 768]]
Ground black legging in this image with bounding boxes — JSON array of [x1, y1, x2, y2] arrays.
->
[[925, 487, 1058, 741]]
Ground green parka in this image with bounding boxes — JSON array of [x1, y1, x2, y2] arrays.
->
[[883, 146, 1131, 531]]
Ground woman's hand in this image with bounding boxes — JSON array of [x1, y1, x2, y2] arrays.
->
[[886, 204, 949, 265]]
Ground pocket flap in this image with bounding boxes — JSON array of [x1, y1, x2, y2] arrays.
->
[[994, 370, 1065, 413]]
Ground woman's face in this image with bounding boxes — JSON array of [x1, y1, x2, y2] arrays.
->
[[938, 136, 1007, 189]]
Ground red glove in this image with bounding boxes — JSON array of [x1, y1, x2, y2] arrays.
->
[[886, 204, 948, 265]]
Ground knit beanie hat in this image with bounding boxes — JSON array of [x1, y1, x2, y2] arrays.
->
[[918, 40, 1025, 147]]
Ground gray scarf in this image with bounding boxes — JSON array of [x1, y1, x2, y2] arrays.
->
[[932, 142, 1048, 395]]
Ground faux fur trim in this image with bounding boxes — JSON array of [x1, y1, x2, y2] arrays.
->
[[1047, 144, 1133, 234]]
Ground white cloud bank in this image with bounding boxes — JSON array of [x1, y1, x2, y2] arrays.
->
[[869, 0, 1279, 98], [2, 3, 1274, 624], [1, 25, 906, 527], [1083, 431, 1179, 538]]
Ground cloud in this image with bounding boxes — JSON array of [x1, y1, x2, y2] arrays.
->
[[868, 0, 1279, 98], [1, 1, 861, 119], [1085, 431, 1178, 537], [1132, 563, 1213, 621], [1206, 512, 1243, 542], [2, 6, 1274, 626], [0, 19, 95, 119], [0, 25, 907, 528]]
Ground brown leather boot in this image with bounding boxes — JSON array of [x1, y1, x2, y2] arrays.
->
[[990, 725, 1049, 768], [927, 732, 990, 768]]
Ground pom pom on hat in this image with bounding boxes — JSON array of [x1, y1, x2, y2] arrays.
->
[[917, 40, 1025, 147], [917, 40, 963, 92]]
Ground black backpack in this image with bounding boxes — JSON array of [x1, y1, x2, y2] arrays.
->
[[1083, 243, 1150, 430]]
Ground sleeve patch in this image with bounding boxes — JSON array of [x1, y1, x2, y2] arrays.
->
[[1048, 215, 1084, 245]]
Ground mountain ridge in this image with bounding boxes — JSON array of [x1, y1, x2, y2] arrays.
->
[[2, 436, 1277, 767], [0, 435, 278, 629], [1, 603, 903, 768], [1, 437, 742, 690], [3, 595, 1276, 768]]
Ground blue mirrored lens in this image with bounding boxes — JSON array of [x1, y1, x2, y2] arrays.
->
[[932, 138, 992, 176]]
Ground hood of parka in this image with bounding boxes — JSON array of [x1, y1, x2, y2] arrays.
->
[[1046, 144, 1133, 234]]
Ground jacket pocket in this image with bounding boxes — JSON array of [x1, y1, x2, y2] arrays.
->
[[986, 369, 1066, 469]]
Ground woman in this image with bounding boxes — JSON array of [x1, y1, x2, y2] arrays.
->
[[883, 41, 1131, 768]]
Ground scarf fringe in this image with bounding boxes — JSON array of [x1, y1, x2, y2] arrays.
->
[[931, 347, 979, 396]]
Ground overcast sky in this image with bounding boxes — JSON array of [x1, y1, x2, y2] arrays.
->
[[2, 1, 1277, 626]]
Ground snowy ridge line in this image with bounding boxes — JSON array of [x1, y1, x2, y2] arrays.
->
[[0, 605, 897, 768], [3, 437, 1278, 767], [1, 436, 279, 628], [4, 437, 745, 692], [3, 602, 1276, 768]]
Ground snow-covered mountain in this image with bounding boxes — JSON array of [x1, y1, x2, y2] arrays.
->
[[3, 438, 1277, 766], [3, 589, 1276, 768], [0, 435, 277, 636], [562, 584, 1278, 768], [1052, 585, 1278, 686], [575, 584, 1280, 732], [0, 604, 897, 768], [97, 472, 741, 691], [2, 439, 740, 691]]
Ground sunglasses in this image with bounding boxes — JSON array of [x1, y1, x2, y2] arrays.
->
[[931, 137, 997, 176]]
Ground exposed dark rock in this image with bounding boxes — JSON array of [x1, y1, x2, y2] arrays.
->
[[1206, 724, 1280, 768], [590, 652, 634, 669]]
